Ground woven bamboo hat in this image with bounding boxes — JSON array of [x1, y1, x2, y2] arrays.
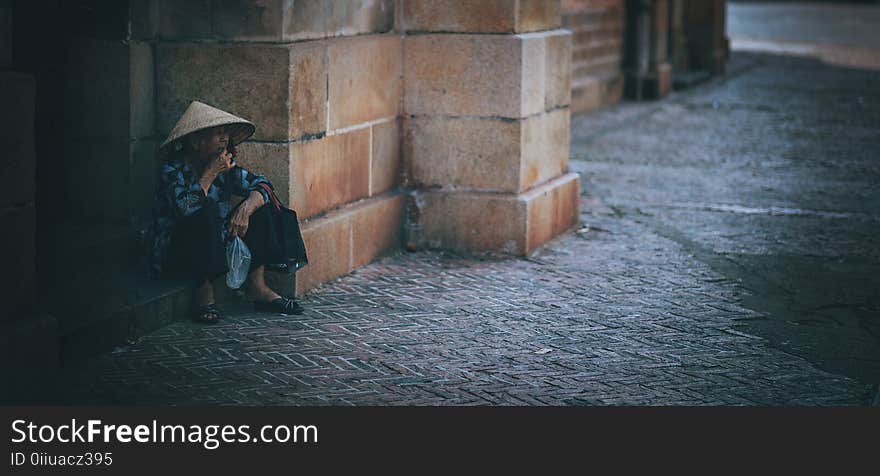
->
[[160, 100, 256, 150]]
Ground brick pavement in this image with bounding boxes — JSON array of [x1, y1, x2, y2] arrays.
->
[[58, 49, 879, 406], [59, 205, 867, 405]]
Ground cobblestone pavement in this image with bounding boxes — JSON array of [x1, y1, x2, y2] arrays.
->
[[59, 50, 879, 405]]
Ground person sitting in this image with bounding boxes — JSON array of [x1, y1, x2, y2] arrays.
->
[[147, 101, 304, 323]]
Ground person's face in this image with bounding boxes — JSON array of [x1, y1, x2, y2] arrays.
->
[[188, 125, 229, 161]]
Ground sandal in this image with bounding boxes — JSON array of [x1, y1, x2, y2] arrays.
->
[[254, 297, 304, 316], [193, 304, 222, 324]]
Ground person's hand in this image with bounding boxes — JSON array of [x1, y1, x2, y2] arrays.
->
[[227, 203, 251, 239], [204, 149, 234, 179]]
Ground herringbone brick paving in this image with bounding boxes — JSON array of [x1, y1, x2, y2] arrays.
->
[[60, 208, 866, 405]]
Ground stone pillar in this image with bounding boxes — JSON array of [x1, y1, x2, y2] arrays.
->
[[562, 0, 626, 114], [0, 71, 59, 403], [682, 0, 727, 75], [623, 0, 671, 100], [153, 0, 403, 296], [401, 0, 580, 255]]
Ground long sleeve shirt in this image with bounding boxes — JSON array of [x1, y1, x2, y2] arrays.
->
[[147, 156, 273, 278]]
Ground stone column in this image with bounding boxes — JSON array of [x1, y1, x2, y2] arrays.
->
[[683, 0, 727, 75], [623, 0, 671, 99], [154, 0, 403, 296], [401, 0, 580, 255]]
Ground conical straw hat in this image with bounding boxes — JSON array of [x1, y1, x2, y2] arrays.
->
[[160, 100, 256, 150]]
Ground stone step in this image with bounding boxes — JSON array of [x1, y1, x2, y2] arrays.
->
[[37, 221, 242, 362]]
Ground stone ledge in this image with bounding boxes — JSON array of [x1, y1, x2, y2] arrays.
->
[[403, 108, 570, 193], [408, 172, 580, 255], [287, 192, 405, 296]]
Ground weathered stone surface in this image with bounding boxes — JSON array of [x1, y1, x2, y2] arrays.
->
[[371, 119, 401, 196], [520, 108, 570, 191], [237, 129, 372, 220], [130, 41, 155, 140], [64, 139, 131, 223], [351, 193, 404, 268], [63, 39, 130, 141], [524, 172, 579, 251], [403, 109, 569, 193], [0, 72, 36, 208], [411, 172, 579, 254], [412, 191, 527, 253], [401, 0, 560, 33], [158, 0, 212, 39], [0, 206, 36, 319], [130, 0, 160, 40], [294, 208, 351, 296], [517, 0, 562, 32], [404, 31, 569, 118], [404, 115, 521, 192], [235, 142, 291, 208], [290, 129, 371, 219], [405, 34, 526, 117], [0, 6, 11, 66], [213, 0, 288, 41], [328, 35, 401, 130], [157, 42, 327, 142], [130, 140, 159, 222], [327, 0, 394, 37], [293, 193, 403, 295], [544, 29, 572, 109], [282, 0, 326, 41]]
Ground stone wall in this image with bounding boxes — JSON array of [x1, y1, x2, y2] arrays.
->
[[151, 0, 402, 296], [562, 0, 625, 113], [400, 0, 580, 255]]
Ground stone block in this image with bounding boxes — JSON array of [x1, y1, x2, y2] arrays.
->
[[410, 172, 579, 254], [0, 6, 11, 67], [283, 0, 326, 41], [63, 139, 131, 223], [403, 109, 569, 193], [290, 129, 371, 219], [294, 193, 403, 295], [294, 205, 351, 295], [130, 0, 159, 40], [157, 0, 212, 40], [328, 35, 401, 130], [0, 205, 36, 319], [523, 172, 579, 251], [370, 119, 401, 196], [351, 193, 403, 269], [327, 0, 394, 37], [130, 41, 156, 140], [412, 190, 527, 254], [0, 72, 36, 208], [404, 31, 569, 118], [544, 29, 572, 110], [63, 38, 130, 141], [235, 142, 292, 207], [130, 140, 159, 223], [517, 0, 562, 32], [401, 0, 559, 33], [237, 128, 372, 220], [213, 0, 288, 41], [521, 108, 570, 191], [404, 115, 521, 192], [157, 42, 327, 141]]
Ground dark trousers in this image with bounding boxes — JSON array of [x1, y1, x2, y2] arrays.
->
[[163, 201, 285, 283]]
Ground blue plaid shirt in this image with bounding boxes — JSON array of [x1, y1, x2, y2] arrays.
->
[[147, 156, 273, 278]]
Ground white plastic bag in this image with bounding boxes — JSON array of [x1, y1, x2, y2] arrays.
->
[[226, 236, 251, 289]]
